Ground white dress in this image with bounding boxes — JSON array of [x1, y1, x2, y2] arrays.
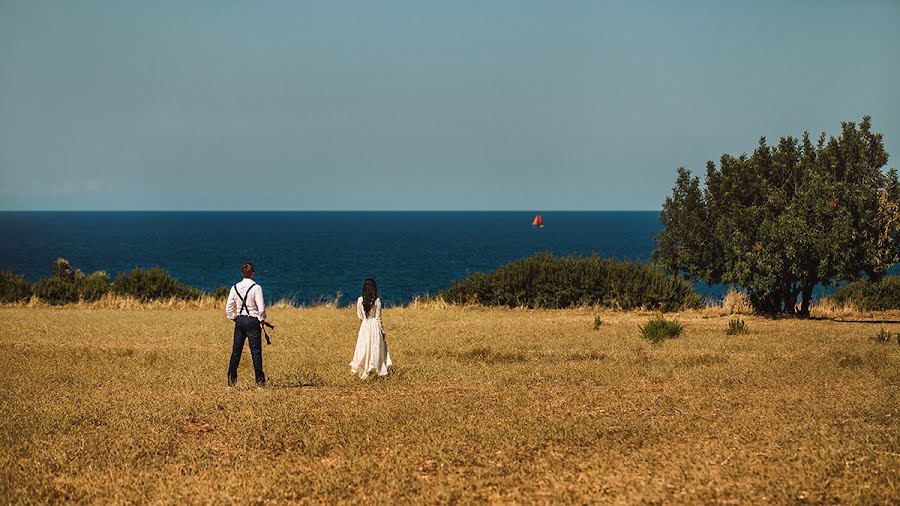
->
[[349, 297, 393, 379]]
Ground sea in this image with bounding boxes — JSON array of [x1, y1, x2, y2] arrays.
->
[[0, 211, 728, 305]]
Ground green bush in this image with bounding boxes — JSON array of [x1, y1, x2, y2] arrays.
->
[[726, 318, 749, 335], [0, 270, 31, 303], [442, 253, 700, 311], [53, 258, 81, 282], [31, 259, 112, 304], [113, 267, 200, 302], [32, 276, 80, 305], [80, 271, 111, 302], [28, 259, 196, 304], [640, 317, 683, 344], [830, 276, 900, 311]]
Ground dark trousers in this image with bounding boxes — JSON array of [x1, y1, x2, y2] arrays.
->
[[228, 315, 265, 386]]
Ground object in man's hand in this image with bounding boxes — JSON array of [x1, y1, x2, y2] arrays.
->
[[262, 321, 275, 345]]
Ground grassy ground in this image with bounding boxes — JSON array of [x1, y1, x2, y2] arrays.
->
[[0, 305, 898, 504]]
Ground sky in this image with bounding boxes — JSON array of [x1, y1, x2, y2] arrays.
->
[[0, 0, 898, 211]]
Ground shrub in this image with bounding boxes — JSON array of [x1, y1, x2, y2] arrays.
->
[[80, 271, 111, 302], [32, 276, 80, 305], [830, 276, 900, 311], [593, 315, 603, 330], [639, 317, 683, 344], [0, 271, 31, 303], [53, 258, 81, 282], [726, 318, 749, 335], [210, 286, 230, 298], [31, 259, 113, 304], [113, 267, 201, 302], [871, 328, 897, 344], [442, 253, 700, 311]]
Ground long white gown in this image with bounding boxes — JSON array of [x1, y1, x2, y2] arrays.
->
[[349, 296, 393, 379]]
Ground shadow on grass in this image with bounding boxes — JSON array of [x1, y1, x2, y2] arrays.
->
[[566, 351, 607, 362], [829, 318, 900, 324], [265, 370, 328, 388]]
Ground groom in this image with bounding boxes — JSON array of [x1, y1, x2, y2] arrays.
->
[[226, 261, 267, 387]]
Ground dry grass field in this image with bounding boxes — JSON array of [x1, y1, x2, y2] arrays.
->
[[1, 305, 898, 504]]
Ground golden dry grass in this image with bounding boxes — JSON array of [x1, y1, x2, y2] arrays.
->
[[720, 288, 754, 315], [1, 306, 898, 504]]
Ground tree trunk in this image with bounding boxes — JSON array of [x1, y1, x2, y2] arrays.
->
[[866, 268, 884, 282], [798, 283, 813, 318], [782, 283, 799, 315]]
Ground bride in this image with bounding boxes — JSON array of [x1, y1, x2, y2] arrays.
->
[[349, 278, 393, 379]]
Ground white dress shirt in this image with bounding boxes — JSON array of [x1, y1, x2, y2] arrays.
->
[[226, 278, 266, 321]]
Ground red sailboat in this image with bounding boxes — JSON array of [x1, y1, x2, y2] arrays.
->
[[532, 214, 544, 227]]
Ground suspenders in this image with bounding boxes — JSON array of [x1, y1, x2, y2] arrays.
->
[[232, 282, 272, 345], [233, 283, 257, 316]]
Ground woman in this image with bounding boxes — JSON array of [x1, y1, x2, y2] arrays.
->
[[349, 278, 393, 379]]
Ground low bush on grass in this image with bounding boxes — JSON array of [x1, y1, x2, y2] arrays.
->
[[0, 270, 31, 303], [830, 276, 900, 311], [113, 267, 201, 302], [639, 317, 683, 344], [442, 253, 700, 311], [871, 328, 900, 344], [726, 318, 749, 335]]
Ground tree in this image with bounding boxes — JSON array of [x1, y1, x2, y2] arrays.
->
[[654, 117, 899, 316]]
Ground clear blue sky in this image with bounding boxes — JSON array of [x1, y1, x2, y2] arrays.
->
[[1, 0, 898, 210]]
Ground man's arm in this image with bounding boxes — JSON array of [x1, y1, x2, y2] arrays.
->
[[225, 287, 236, 320], [255, 286, 266, 322]]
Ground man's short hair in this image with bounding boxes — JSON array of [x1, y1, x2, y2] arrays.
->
[[241, 262, 255, 278]]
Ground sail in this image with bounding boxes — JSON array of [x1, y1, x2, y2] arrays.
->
[[532, 215, 543, 226]]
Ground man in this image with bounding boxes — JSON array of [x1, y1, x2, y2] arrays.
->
[[226, 261, 267, 388]]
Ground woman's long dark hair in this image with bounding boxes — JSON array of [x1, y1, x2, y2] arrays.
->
[[362, 278, 378, 315]]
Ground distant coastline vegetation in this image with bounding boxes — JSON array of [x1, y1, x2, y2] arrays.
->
[[1, 254, 701, 311], [441, 253, 700, 311], [0, 258, 214, 306], [3, 254, 900, 313]]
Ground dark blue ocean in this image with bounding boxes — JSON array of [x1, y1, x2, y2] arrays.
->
[[0, 211, 724, 305]]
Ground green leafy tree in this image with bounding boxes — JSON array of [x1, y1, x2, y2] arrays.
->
[[654, 117, 898, 315]]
